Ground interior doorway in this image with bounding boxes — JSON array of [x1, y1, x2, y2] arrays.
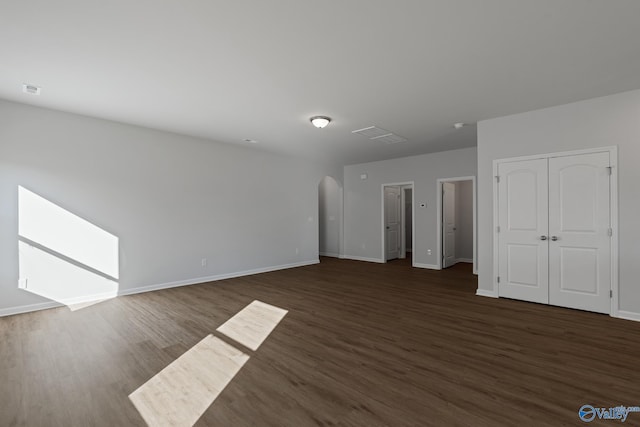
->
[[318, 176, 343, 259], [381, 182, 414, 264], [436, 176, 477, 273]]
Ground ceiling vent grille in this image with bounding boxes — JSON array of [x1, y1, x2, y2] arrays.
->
[[370, 133, 407, 144], [351, 125, 406, 144], [352, 126, 391, 139]]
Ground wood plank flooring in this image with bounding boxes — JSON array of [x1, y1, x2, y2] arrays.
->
[[1, 257, 640, 426]]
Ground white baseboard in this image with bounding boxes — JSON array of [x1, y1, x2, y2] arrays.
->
[[456, 258, 473, 263], [319, 252, 340, 258], [0, 260, 320, 318], [343, 255, 385, 264], [118, 259, 320, 297], [0, 300, 64, 317], [615, 310, 640, 322], [476, 289, 499, 298], [413, 263, 439, 269]]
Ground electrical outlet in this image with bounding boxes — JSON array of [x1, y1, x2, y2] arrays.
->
[[201, 258, 207, 267], [427, 249, 432, 255]]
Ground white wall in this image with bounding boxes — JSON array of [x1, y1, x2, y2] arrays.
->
[[477, 89, 640, 316], [318, 176, 342, 257], [343, 147, 477, 267], [0, 100, 341, 315], [455, 180, 473, 261]]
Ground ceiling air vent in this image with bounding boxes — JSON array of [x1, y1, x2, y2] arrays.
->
[[352, 126, 391, 139], [351, 125, 407, 144], [22, 84, 41, 95], [371, 133, 407, 144]]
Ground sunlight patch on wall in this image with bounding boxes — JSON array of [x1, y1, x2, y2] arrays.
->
[[18, 186, 119, 309]]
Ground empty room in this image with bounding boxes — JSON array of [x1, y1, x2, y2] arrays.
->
[[2, 1, 640, 426]]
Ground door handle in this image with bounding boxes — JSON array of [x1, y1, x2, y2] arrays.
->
[[551, 236, 558, 241], [540, 235, 548, 240]]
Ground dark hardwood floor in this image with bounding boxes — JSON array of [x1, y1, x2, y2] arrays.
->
[[1, 257, 639, 426]]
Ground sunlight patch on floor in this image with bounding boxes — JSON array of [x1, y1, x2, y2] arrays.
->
[[129, 335, 249, 427], [217, 300, 288, 351], [129, 300, 288, 426]]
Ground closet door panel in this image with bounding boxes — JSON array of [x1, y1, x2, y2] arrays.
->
[[498, 159, 549, 304], [548, 152, 611, 314]]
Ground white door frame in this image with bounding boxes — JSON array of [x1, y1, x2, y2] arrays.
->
[[492, 146, 619, 317], [436, 176, 477, 274], [399, 186, 413, 259], [381, 182, 415, 265]]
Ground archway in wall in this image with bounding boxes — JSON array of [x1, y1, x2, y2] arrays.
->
[[318, 176, 343, 259]]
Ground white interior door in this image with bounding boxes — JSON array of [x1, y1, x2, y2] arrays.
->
[[384, 186, 401, 261], [442, 182, 456, 268], [498, 159, 549, 304], [548, 152, 611, 314]]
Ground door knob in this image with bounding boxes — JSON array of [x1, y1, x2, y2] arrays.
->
[[386, 226, 390, 230], [551, 236, 558, 241], [540, 235, 548, 240]]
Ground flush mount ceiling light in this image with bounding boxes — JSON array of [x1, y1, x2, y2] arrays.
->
[[453, 122, 467, 129], [310, 116, 331, 129]]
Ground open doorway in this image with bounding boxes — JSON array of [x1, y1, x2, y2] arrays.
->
[[318, 176, 343, 259], [436, 177, 477, 273], [381, 182, 414, 265]]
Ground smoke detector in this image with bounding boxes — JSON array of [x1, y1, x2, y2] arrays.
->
[[22, 84, 41, 95]]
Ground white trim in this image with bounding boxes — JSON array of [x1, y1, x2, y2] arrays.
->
[[339, 185, 345, 259], [615, 311, 640, 323], [609, 147, 620, 318], [492, 160, 500, 297], [0, 260, 319, 317], [118, 260, 320, 296], [456, 258, 473, 263], [476, 289, 499, 298], [343, 255, 385, 264], [493, 146, 619, 316], [381, 181, 415, 266], [0, 290, 121, 317], [494, 146, 618, 164], [400, 186, 406, 259], [319, 252, 340, 258], [0, 300, 64, 317], [436, 176, 477, 274], [413, 263, 438, 270]]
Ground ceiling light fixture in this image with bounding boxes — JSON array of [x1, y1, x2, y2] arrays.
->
[[453, 122, 467, 129], [310, 116, 331, 129]]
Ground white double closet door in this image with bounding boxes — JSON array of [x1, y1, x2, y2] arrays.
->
[[497, 151, 611, 314]]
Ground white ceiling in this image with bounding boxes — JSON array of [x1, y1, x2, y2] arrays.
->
[[2, 1, 640, 165]]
